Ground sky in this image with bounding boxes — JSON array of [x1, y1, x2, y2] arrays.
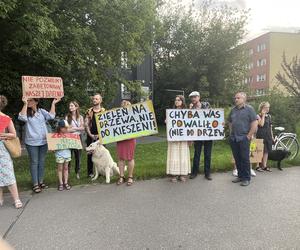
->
[[183, 0, 300, 40]]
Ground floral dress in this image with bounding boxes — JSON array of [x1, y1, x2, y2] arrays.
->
[[0, 115, 16, 187]]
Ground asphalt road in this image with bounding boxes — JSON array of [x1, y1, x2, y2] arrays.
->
[[1, 167, 300, 250]]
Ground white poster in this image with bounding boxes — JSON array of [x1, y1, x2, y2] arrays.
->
[[166, 109, 225, 141]]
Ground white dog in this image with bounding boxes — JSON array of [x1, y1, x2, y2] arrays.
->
[[86, 141, 123, 183]]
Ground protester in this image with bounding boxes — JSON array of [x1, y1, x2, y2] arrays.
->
[[55, 120, 72, 191], [189, 91, 213, 180], [228, 92, 258, 186], [116, 100, 136, 186], [85, 93, 105, 178], [166, 95, 191, 182], [18, 97, 60, 193], [0, 95, 22, 208], [66, 101, 85, 179], [256, 102, 274, 172]]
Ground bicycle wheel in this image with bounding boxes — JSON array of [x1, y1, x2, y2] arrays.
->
[[275, 136, 299, 160]]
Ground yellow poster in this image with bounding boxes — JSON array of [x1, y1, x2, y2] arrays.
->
[[95, 100, 158, 144]]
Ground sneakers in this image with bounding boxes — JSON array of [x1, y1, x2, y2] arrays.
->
[[232, 169, 238, 177], [233, 169, 256, 177], [76, 173, 80, 180]]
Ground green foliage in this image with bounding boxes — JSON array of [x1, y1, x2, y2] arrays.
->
[[0, 0, 157, 115], [276, 53, 300, 98], [153, 0, 248, 123], [249, 90, 300, 133]]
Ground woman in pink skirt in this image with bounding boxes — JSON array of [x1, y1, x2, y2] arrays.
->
[[116, 100, 136, 186]]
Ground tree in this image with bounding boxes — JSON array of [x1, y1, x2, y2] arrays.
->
[[153, 0, 248, 122], [0, 0, 157, 115], [276, 53, 300, 98]]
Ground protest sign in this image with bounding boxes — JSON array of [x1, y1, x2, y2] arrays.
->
[[95, 100, 158, 144], [47, 133, 82, 151], [166, 109, 225, 141], [22, 76, 64, 98], [232, 139, 264, 164]]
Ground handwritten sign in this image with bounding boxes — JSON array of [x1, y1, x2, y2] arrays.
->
[[166, 109, 225, 141], [95, 100, 158, 144], [47, 133, 82, 150], [22, 76, 64, 98]]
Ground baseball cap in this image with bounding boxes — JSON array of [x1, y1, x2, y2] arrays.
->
[[189, 91, 200, 97]]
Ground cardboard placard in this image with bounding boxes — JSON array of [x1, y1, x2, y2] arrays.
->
[[166, 109, 225, 141], [47, 133, 82, 150], [22, 76, 64, 98], [95, 100, 158, 144], [232, 139, 264, 164]]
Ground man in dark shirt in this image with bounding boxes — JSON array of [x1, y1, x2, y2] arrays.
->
[[228, 92, 258, 186], [189, 91, 213, 181], [85, 93, 105, 177]]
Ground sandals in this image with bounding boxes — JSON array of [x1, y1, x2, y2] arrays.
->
[[57, 184, 64, 191], [64, 183, 71, 190], [39, 183, 48, 189], [117, 176, 125, 185], [32, 184, 42, 193], [127, 177, 134, 186], [170, 176, 178, 183], [255, 167, 264, 172], [179, 176, 187, 182], [14, 199, 23, 209], [263, 167, 272, 172]]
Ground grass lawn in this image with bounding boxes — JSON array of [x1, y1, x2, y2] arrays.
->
[[12, 138, 300, 191]]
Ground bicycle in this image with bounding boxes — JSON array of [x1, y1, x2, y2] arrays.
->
[[273, 127, 299, 160]]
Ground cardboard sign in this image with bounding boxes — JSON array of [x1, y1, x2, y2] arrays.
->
[[232, 139, 264, 164], [95, 100, 158, 144], [22, 76, 64, 98], [166, 109, 225, 141], [47, 133, 82, 150], [249, 139, 264, 163]]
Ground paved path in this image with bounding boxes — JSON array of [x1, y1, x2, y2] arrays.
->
[[1, 167, 300, 250]]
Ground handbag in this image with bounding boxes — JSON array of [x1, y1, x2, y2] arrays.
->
[[3, 137, 22, 158]]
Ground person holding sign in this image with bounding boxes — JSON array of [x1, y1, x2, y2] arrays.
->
[[55, 120, 72, 191], [18, 97, 60, 193], [85, 93, 105, 178], [189, 91, 213, 180], [0, 96, 22, 209], [116, 100, 137, 186], [166, 95, 191, 182], [228, 92, 258, 187], [66, 101, 85, 179]]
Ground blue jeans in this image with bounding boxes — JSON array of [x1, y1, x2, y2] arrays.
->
[[230, 137, 251, 181], [192, 140, 213, 176], [26, 144, 48, 185]]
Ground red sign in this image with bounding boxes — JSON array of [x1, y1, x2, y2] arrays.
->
[[22, 76, 64, 98]]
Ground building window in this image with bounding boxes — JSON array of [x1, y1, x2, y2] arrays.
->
[[248, 62, 254, 69], [244, 76, 253, 84], [257, 58, 267, 67], [249, 48, 253, 55], [256, 74, 266, 82], [255, 89, 266, 96], [257, 43, 266, 52]]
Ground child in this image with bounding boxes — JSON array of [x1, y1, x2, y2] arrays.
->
[[55, 120, 72, 191]]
